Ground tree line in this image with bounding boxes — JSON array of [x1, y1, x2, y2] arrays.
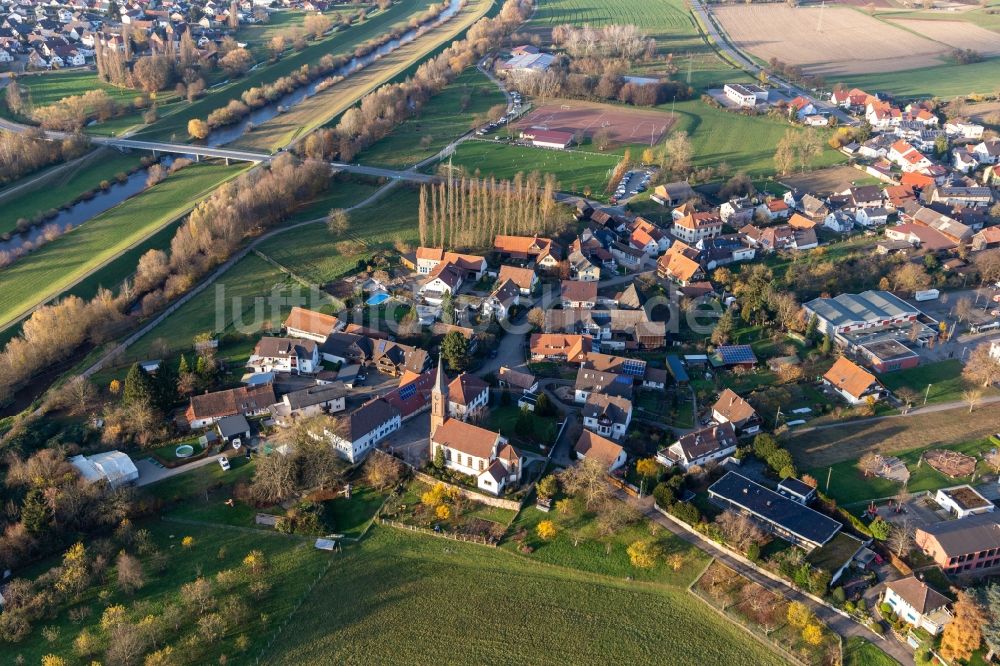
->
[[301, 0, 534, 162], [416, 170, 560, 249], [0, 128, 89, 186], [0, 155, 329, 404]]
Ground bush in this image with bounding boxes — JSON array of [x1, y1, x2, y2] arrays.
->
[[652, 482, 676, 509], [668, 501, 701, 525], [746, 542, 761, 562]]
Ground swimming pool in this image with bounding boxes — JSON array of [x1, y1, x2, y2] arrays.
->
[[367, 292, 391, 306]]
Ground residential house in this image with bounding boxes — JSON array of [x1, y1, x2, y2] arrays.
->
[[711, 388, 761, 436], [845, 185, 883, 209], [915, 512, 1000, 576], [268, 382, 347, 426], [186, 384, 277, 429], [447, 372, 489, 420], [498, 366, 537, 394], [927, 185, 993, 210], [319, 332, 370, 365], [568, 249, 601, 281], [247, 337, 320, 375], [283, 307, 342, 343], [561, 279, 597, 309], [651, 180, 695, 206], [574, 367, 632, 403], [217, 414, 251, 445], [945, 122, 985, 141], [855, 207, 890, 228], [799, 193, 829, 221], [882, 577, 952, 636], [610, 241, 646, 271], [740, 224, 818, 252], [659, 422, 738, 470], [582, 393, 632, 440], [371, 339, 429, 377], [697, 234, 757, 269], [545, 308, 666, 350], [419, 262, 464, 305], [630, 217, 670, 255], [411, 247, 487, 279], [884, 223, 957, 251], [755, 198, 791, 221], [574, 430, 626, 471], [493, 235, 561, 269], [497, 265, 537, 295], [953, 148, 979, 174], [973, 139, 1000, 165], [529, 333, 592, 362], [972, 227, 1000, 251], [720, 198, 755, 226], [482, 278, 520, 320], [673, 211, 723, 244], [707, 472, 842, 551], [325, 398, 400, 463], [823, 357, 883, 405], [889, 140, 932, 172], [657, 241, 704, 285]]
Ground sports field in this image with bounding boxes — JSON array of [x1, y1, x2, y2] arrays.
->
[[0, 162, 246, 332], [530, 0, 707, 52], [515, 100, 675, 146], [231, 0, 494, 152], [262, 527, 786, 665], [714, 5, 948, 75]]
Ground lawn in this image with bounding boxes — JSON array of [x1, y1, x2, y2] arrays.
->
[[839, 57, 1000, 99], [880, 359, 996, 406], [0, 161, 246, 332], [136, 0, 444, 142], [324, 484, 391, 538], [0, 149, 143, 236], [356, 66, 506, 169], [118, 252, 295, 366], [143, 454, 258, 504], [843, 637, 896, 666], [488, 404, 558, 453], [262, 527, 786, 665], [807, 437, 999, 506], [232, 0, 495, 152], [670, 99, 846, 176], [449, 140, 623, 197], [5, 516, 328, 666], [256, 185, 422, 285], [505, 502, 707, 586]]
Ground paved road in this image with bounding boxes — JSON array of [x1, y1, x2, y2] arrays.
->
[[688, 0, 855, 127], [791, 394, 1000, 436], [629, 492, 912, 665]]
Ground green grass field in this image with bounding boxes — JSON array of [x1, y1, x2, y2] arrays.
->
[[880, 359, 997, 406], [839, 57, 1000, 99], [135, 0, 441, 142], [5, 515, 328, 666], [0, 69, 178, 120], [530, 0, 707, 52], [256, 185, 421, 284], [261, 526, 786, 665], [0, 161, 246, 332], [808, 437, 998, 506], [356, 67, 506, 169], [0, 150, 143, 235]]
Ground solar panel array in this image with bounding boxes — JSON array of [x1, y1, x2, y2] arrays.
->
[[398, 383, 417, 400], [614, 374, 632, 385], [622, 360, 645, 376], [719, 345, 756, 364]]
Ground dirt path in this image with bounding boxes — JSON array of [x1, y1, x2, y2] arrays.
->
[[784, 402, 1000, 468]]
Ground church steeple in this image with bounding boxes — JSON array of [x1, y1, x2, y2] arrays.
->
[[430, 355, 448, 438]]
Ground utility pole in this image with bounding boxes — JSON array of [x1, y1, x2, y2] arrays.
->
[[774, 406, 783, 430], [826, 466, 832, 493]]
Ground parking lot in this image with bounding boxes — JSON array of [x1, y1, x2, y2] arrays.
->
[[611, 169, 654, 204]]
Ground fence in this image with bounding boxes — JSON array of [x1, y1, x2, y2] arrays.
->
[[254, 557, 336, 665], [380, 518, 499, 547]]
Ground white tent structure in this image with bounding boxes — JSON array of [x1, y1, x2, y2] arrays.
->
[[69, 451, 139, 488]]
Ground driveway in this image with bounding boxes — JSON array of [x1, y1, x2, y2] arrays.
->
[[381, 411, 431, 467], [134, 454, 219, 487]]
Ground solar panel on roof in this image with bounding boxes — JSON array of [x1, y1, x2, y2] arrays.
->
[[614, 375, 632, 385], [398, 383, 416, 400], [719, 345, 756, 364], [622, 360, 645, 376]]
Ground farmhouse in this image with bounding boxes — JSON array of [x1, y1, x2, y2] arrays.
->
[[186, 384, 277, 429], [520, 128, 574, 149], [248, 337, 320, 376], [823, 357, 883, 405], [574, 430, 626, 472], [708, 472, 842, 551], [545, 308, 666, 350], [529, 333, 592, 362], [325, 398, 401, 463], [283, 307, 342, 343]]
